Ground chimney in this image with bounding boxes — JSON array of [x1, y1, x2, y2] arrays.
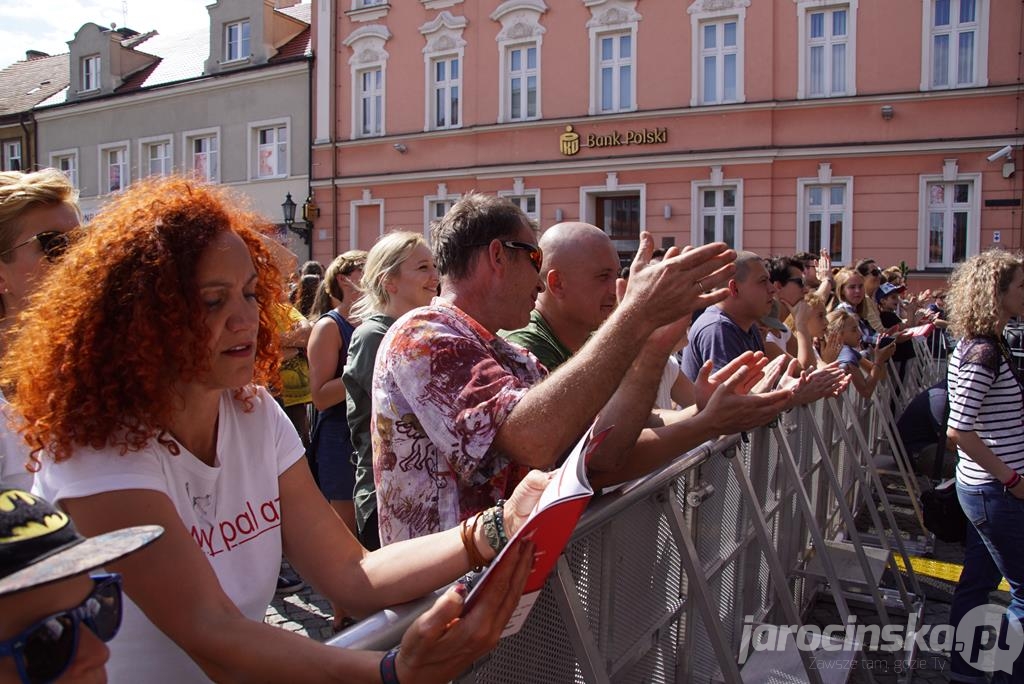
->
[[25, 50, 50, 61], [275, 0, 300, 7]]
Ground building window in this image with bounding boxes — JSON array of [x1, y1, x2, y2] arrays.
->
[[799, 3, 856, 98], [597, 194, 641, 264], [99, 143, 129, 194], [224, 20, 251, 62], [424, 183, 461, 237], [344, 24, 391, 139], [184, 130, 219, 183], [140, 137, 172, 177], [2, 140, 21, 172], [253, 124, 288, 178], [923, 0, 988, 90], [689, 0, 747, 107], [919, 176, 980, 268], [430, 55, 461, 130], [596, 33, 633, 113], [420, 11, 467, 131], [81, 55, 100, 91], [804, 185, 847, 262], [493, 1, 546, 124], [692, 185, 742, 250], [796, 169, 853, 265], [357, 0, 385, 5], [357, 67, 384, 137], [51, 150, 78, 187], [699, 20, 739, 104], [506, 45, 538, 121]]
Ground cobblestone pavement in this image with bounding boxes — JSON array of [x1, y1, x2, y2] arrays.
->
[[265, 562, 334, 642]]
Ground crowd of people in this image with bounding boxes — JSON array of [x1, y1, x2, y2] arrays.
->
[[0, 167, 1016, 682]]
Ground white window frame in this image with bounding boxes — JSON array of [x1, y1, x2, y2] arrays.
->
[[691, 169, 743, 251], [498, 178, 541, 223], [356, 66, 385, 137], [2, 140, 22, 172], [420, 12, 468, 132], [492, 0, 547, 124], [80, 55, 100, 92], [249, 119, 290, 180], [138, 135, 173, 178], [423, 183, 461, 238], [97, 141, 130, 195], [921, 0, 988, 91], [347, 0, 390, 23], [49, 148, 78, 188], [796, 0, 858, 99], [349, 189, 385, 250], [917, 166, 982, 269], [689, 0, 748, 107], [344, 25, 391, 140], [796, 168, 854, 266], [504, 43, 540, 122], [429, 54, 462, 131], [586, 1, 640, 116], [182, 127, 221, 183], [224, 20, 251, 63]]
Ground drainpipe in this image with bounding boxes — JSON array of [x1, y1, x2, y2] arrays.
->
[[305, 52, 314, 262], [330, 0, 339, 257], [18, 112, 34, 171]]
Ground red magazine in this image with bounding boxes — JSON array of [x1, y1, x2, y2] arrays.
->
[[464, 424, 611, 637]]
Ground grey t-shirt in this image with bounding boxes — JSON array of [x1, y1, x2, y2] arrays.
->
[[681, 306, 764, 380]]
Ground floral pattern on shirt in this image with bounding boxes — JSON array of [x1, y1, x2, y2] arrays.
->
[[371, 299, 546, 544]]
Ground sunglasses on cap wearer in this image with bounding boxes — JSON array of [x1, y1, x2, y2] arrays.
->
[[857, 265, 882, 277], [785, 277, 805, 288], [473, 239, 543, 273], [0, 231, 74, 263], [0, 574, 123, 684]]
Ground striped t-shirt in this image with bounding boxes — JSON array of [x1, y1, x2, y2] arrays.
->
[[947, 337, 1024, 486]]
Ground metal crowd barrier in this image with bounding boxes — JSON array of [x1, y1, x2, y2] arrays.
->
[[328, 385, 935, 683]]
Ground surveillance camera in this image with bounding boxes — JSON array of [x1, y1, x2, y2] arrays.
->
[[987, 145, 1013, 162]]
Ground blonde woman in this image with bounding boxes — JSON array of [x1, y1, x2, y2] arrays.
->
[[0, 169, 80, 490], [344, 232, 439, 550], [945, 249, 1024, 683], [307, 251, 367, 530]]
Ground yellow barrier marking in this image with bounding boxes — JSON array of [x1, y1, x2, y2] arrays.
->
[[893, 554, 1010, 592]]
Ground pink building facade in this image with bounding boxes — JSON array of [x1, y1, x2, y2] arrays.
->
[[310, 0, 1023, 289]]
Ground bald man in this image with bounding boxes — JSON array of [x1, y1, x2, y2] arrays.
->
[[503, 223, 619, 371], [503, 224, 794, 486]]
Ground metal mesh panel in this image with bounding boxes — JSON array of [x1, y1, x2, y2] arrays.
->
[[564, 522, 605, 645], [615, 619, 679, 684], [459, 579, 584, 684], [604, 495, 683, 669]]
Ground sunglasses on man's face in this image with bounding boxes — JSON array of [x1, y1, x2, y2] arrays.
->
[[0, 574, 123, 684], [0, 231, 74, 263], [473, 240, 544, 272], [786, 277, 805, 288]]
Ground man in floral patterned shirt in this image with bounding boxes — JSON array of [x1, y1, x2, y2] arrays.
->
[[372, 193, 737, 544]]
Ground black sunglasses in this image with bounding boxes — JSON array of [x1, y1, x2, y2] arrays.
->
[[786, 277, 805, 287], [858, 266, 882, 277], [472, 240, 543, 272], [0, 574, 123, 684], [0, 231, 74, 263]]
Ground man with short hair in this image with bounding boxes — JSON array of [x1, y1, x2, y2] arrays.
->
[[372, 195, 736, 544], [682, 251, 847, 402], [504, 223, 793, 484], [764, 256, 809, 358]]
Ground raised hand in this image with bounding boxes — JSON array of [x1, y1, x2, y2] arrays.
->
[[396, 539, 535, 683], [693, 351, 769, 410], [750, 354, 791, 395], [698, 362, 792, 434]]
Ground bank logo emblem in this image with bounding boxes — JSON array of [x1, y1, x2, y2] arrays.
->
[[559, 125, 580, 156]]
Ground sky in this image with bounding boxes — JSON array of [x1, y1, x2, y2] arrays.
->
[[0, 0, 213, 71]]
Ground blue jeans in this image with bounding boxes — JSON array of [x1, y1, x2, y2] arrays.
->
[[953, 481, 1024, 683]]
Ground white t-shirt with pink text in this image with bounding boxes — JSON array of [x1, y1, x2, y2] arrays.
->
[[34, 387, 304, 684]]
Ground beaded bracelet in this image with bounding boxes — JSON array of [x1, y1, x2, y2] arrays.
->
[[380, 646, 401, 684], [481, 507, 502, 554], [493, 498, 508, 548]]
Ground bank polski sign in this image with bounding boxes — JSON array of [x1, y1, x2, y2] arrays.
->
[[559, 124, 668, 156]]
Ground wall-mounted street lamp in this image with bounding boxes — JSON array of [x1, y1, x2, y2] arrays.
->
[[281, 192, 314, 245]]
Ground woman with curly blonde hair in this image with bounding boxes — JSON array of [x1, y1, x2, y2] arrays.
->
[[945, 248, 1024, 683], [12, 176, 544, 683], [0, 168, 80, 490]]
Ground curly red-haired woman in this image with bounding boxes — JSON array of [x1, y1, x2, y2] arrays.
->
[[9, 176, 544, 683]]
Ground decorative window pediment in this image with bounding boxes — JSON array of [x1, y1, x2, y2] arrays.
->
[[419, 11, 468, 53], [343, 25, 392, 66], [585, 0, 642, 29]]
